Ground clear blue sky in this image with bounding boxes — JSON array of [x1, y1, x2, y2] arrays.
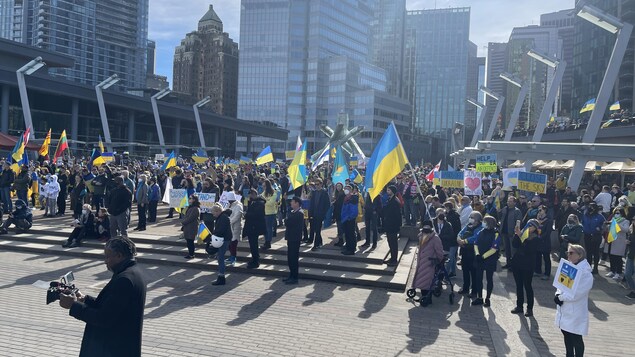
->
[[149, 0, 573, 87]]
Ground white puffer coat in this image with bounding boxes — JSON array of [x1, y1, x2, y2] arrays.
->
[[554, 259, 594, 336]]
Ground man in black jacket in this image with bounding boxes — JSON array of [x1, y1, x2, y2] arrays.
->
[[242, 189, 266, 269], [59, 237, 146, 357], [108, 177, 132, 238], [499, 196, 523, 269], [284, 197, 304, 285], [0, 162, 15, 212], [308, 179, 330, 250], [443, 201, 462, 277], [57, 167, 69, 215], [13, 165, 30, 204], [383, 185, 402, 267]]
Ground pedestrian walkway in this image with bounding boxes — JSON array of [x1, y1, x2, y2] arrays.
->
[[0, 250, 632, 356]]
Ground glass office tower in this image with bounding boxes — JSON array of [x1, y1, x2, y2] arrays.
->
[[0, 0, 148, 90], [405, 8, 471, 156]]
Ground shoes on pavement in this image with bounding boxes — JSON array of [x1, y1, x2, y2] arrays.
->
[[311, 246, 319, 251], [511, 307, 524, 314], [246, 262, 259, 269], [606, 272, 615, 278], [612, 274, 622, 281], [457, 288, 469, 295], [285, 279, 298, 285], [334, 241, 344, 247], [626, 291, 635, 299], [184, 255, 194, 260], [212, 275, 226, 286], [592, 268, 599, 275], [370, 244, 377, 250], [342, 250, 355, 256], [524, 309, 533, 317], [483, 299, 491, 307]]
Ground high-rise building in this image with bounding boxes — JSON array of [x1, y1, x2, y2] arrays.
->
[[505, 25, 560, 130], [0, 0, 149, 91], [485, 42, 508, 131], [404, 7, 471, 157], [237, 0, 412, 158], [173, 4, 239, 117], [541, 9, 575, 117], [145, 39, 169, 91], [369, 0, 406, 98], [466, 42, 486, 140], [572, 0, 635, 117]]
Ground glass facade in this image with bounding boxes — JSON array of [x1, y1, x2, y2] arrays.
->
[[0, 0, 148, 91], [237, 0, 409, 157], [405, 8, 471, 141]]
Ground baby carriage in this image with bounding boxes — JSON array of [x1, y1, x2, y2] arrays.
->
[[406, 255, 455, 307]]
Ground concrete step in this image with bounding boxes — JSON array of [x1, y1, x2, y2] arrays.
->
[[8, 233, 396, 276], [0, 237, 413, 291]]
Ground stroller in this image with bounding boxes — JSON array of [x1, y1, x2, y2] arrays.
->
[[406, 255, 455, 307]]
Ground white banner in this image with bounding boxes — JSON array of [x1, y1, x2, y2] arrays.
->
[[502, 167, 526, 188], [169, 189, 187, 208]]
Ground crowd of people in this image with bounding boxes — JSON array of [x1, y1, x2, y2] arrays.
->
[[1, 152, 634, 355]]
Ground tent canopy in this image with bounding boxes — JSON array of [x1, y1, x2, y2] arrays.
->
[[0, 132, 40, 151]]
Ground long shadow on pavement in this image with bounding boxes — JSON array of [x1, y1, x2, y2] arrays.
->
[[406, 306, 452, 354], [226, 279, 290, 326], [455, 297, 497, 356], [303, 281, 337, 306], [0, 257, 102, 290], [358, 288, 389, 319]]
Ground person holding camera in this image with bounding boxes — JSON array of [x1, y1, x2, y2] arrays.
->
[[59, 237, 147, 357], [63, 204, 95, 248], [0, 199, 32, 234]]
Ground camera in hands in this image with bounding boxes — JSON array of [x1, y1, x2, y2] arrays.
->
[[46, 271, 78, 305]]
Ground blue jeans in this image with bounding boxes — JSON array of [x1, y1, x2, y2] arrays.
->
[[625, 257, 635, 291], [1, 187, 12, 211], [446, 246, 458, 275], [265, 214, 276, 243], [217, 240, 229, 275]]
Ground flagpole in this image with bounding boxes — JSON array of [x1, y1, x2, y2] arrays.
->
[[390, 121, 424, 198]]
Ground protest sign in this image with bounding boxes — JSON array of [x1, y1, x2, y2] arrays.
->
[[476, 154, 497, 172], [169, 189, 188, 208], [439, 171, 464, 189], [502, 167, 525, 187], [553, 259, 580, 296], [464, 170, 483, 196], [198, 193, 217, 213], [517, 171, 547, 194]]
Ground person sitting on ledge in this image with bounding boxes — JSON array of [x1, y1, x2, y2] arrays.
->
[[0, 199, 32, 234], [63, 204, 96, 248]]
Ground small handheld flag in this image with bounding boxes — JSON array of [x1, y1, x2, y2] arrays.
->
[[579, 98, 596, 114], [255, 146, 274, 165], [161, 151, 177, 171], [610, 101, 621, 111], [197, 222, 211, 243], [607, 218, 622, 243]]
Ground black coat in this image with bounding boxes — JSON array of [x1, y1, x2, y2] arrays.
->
[[213, 210, 233, 241], [0, 169, 15, 188], [309, 189, 330, 220], [445, 209, 462, 238], [434, 218, 456, 251], [285, 209, 304, 243], [69, 260, 146, 357], [107, 185, 132, 217], [511, 232, 538, 271], [382, 196, 402, 234], [243, 197, 266, 238]]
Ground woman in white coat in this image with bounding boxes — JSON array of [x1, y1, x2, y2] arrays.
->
[[555, 244, 594, 357], [226, 192, 243, 266]]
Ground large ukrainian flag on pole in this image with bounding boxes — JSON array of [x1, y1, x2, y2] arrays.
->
[[288, 140, 307, 189], [255, 146, 274, 165], [365, 122, 409, 200]]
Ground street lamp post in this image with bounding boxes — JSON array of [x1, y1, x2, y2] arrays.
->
[[500, 72, 529, 141], [193, 96, 211, 150], [527, 49, 567, 143], [150, 88, 171, 154], [480, 85, 505, 141], [467, 98, 486, 147], [95, 74, 120, 152], [569, 4, 633, 191], [16, 57, 46, 138]]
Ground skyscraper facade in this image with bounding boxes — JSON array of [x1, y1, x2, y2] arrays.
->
[[485, 42, 508, 130], [404, 7, 471, 157], [173, 5, 239, 117], [237, 0, 411, 157], [466, 41, 486, 139], [0, 0, 149, 91], [369, 0, 406, 98], [541, 9, 575, 117]]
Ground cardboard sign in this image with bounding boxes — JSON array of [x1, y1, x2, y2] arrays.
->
[[553, 259, 579, 296], [476, 154, 497, 172], [502, 168, 525, 187], [464, 170, 483, 196], [517, 171, 547, 194], [439, 171, 464, 189], [197, 193, 217, 213], [169, 189, 188, 208]]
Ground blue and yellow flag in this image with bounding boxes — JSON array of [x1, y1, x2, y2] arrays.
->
[[192, 149, 208, 164], [288, 140, 307, 189], [350, 169, 363, 184], [255, 146, 274, 165], [197, 222, 211, 243], [607, 218, 622, 243], [520, 226, 530, 243], [161, 151, 177, 171], [364, 122, 409, 200], [9, 130, 28, 174], [330, 145, 337, 159], [332, 146, 349, 185], [579, 98, 596, 113], [87, 148, 106, 171], [610, 101, 621, 111], [240, 155, 252, 165]]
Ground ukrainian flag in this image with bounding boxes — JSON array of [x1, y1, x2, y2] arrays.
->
[[288, 140, 307, 189], [9, 130, 28, 174], [364, 122, 409, 200], [350, 155, 359, 167], [255, 146, 274, 165], [197, 222, 211, 243], [161, 151, 177, 171], [607, 218, 622, 243], [332, 146, 349, 184], [519, 226, 530, 243], [610, 101, 621, 111], [192, 149, 208, 164], [101, 152, 114, 162], [579, 98, 596, 113], [350, 169, 363, 184], [87, 148, 106, 171], [240, 155, 252, 165]]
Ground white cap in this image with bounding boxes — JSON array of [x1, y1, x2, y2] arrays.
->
[[225, 192, 236, 201]]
